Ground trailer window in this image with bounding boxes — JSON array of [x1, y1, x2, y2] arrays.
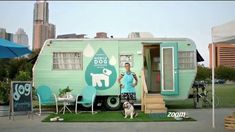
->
[[178, 51, 195, 69], [53, 52, 83, 70], [119, 54, 134, 67]]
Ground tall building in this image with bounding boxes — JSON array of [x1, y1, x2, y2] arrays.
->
[[208, 43, 235, 68], [13, 28, 29, 46], [33, 0, 49, 23], [0, 28, 7, 39], [32, 0, 55, 50], [0, 28, 14, 41], [6, 33, 14, 42], [48, 23, 56, 38]]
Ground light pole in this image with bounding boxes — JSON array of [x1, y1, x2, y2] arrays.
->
[[211, 27, 215, 128]]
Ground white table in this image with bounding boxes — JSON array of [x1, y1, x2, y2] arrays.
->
[[57, 97, 75, 114]]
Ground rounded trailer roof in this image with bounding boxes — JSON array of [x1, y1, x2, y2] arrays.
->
[[49, 37, 195, 43]]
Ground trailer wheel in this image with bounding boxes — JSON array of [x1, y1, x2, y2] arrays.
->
[[105, 96, 121, 110]]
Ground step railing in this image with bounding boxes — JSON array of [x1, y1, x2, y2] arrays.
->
[[141, 69, 148, 111], [141, 69, 148, 94]]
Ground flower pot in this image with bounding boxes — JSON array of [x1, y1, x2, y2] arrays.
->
[[66, 92, 72, 98]]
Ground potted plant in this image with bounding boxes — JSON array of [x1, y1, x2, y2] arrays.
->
[[59, 86, 73, 98]]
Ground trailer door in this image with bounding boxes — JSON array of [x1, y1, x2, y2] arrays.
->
[[160, 42, 179, 95]]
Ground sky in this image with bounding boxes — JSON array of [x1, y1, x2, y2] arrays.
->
[[1, 1, 235, 67]]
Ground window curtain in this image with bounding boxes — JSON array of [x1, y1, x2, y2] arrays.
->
[[53, 52, 82, 70], [145, 48, 151, 90]]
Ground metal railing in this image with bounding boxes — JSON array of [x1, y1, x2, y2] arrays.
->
[[141, 69, 148, 111]]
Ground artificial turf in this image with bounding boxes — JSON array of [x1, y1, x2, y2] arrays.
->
[[42, 111, 196, 122]]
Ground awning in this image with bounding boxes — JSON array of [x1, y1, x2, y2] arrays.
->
[[196, 50, 204, 62], [212, 20, 235, 43]]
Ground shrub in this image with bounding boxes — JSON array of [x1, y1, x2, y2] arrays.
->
[[14, 71, 31, 81], [215, 65, 235, 81], [0, 81, 10, 104]]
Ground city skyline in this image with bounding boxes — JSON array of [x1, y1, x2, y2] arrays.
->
[[0, 27, 29, 46], [1, 1, 235, 66]]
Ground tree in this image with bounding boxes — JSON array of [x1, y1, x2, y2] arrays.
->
[[0, 59, 10, 81], [215, 65, 235, 81], [195, 64, 211, 81], [0, 81, 10, 104], [14, 71, 31, 81], [0, 50, 39, 104]]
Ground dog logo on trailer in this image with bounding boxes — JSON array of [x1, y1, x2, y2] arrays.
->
[[85, 48, 117, 90]]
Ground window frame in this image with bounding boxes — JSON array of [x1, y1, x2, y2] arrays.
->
[[178, 51, 196, 70], [119, 54, 134, 68], [52, 52, 83, 70], [161, 47, 175, 92]]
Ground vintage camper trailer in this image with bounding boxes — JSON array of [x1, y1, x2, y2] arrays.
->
[[33, 36, 203, 112]]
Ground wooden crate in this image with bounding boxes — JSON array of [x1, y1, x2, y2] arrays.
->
[[225, 115, 235, 130]]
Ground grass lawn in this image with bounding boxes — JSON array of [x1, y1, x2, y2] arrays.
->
[[166, 84, 235, 109], [42, 111, 195, 122]]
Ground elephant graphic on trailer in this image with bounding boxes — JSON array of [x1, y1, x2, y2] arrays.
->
[[90, 68, 112, 87]]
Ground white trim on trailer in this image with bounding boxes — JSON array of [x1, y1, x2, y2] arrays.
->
[[45, 37, 196, 43], [32, 39, 52, 87], [161, 46, 175, 92]]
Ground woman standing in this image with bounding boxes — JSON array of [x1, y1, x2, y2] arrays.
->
[[118, 62, 138, 105]]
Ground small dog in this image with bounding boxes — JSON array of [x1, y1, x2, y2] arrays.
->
[[123, 101, 138, 119]]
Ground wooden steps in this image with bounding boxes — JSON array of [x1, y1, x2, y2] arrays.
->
[[144, 94, 167, 114], [146, 104, 166, 109], [141, 70, 167, 114], [145, 108, 167, 114], [225, 115, 235, 130]]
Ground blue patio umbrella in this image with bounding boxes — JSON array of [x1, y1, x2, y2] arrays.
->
[[0, 38, 31, 58]]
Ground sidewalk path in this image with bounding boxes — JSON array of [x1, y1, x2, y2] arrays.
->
[[0, 108, 234, 132]]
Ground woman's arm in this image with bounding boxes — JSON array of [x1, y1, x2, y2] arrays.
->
[[118, 75, 123, 84], [118, 73, 124, 88], [133, 73, 138, 87]]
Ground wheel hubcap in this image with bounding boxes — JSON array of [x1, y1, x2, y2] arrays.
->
[[107, 97, 120, 107]]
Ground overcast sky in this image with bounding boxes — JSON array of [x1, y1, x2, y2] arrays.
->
[[1, 1, 235, 66]]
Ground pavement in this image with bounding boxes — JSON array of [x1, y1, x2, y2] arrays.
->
[[0, 106, 234, 132]]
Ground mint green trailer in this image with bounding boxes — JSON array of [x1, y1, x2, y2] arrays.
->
[[33, 38, 198, 110]]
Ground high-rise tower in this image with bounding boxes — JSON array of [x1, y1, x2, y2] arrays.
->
[[13, 28, 29, 46], [32, 0, 55, 50]]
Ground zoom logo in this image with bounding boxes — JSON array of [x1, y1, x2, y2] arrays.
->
[[149, 112, 187, 119], [13, 84, 31, 101], [167, 112, 186, 118]]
